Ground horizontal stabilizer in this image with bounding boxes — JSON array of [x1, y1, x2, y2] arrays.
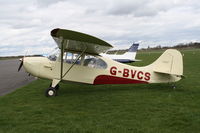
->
[[134, 59, 142, 62], [154, 71, 185, 78]]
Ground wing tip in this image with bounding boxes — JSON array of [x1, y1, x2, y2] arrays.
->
[[51, 28, 60, 37]]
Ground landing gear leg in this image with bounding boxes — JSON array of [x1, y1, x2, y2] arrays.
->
[[55, 84, 59, 90], [49, 83, 59, 90]]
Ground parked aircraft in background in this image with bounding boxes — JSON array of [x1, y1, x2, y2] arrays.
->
[[100, 43, 140, 63]]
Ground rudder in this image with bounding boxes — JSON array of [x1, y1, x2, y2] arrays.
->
[[151, 49, 183, 76], [128, 43, 139, 52]]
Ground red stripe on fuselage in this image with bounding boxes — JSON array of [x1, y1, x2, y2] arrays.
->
[[93, 75, 149, 85]]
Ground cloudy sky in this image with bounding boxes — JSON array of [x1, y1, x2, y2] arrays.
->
[[0, 0, 200, 56]]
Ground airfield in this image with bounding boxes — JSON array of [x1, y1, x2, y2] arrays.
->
[[0, 49, 199, 133], [0, 59, 35, 96]]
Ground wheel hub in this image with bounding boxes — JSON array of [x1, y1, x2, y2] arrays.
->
[[48, 90, 54, 96]]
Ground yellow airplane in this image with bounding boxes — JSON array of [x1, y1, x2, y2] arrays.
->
[[18, 28, 184, 97]]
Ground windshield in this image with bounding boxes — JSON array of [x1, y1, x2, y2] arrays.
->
[[47, 47, 60, 61]]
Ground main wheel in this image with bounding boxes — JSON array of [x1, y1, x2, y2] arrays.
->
[[45, 87, 57, 97]]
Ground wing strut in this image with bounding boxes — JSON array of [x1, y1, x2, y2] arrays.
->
[[61, 45, 87, 79], [60, 39, 69, 80], [60, 39, 64, 80]]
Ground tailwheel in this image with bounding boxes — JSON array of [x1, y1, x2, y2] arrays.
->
[[45, 87, 57, 97], [172, 84, 176, 89]]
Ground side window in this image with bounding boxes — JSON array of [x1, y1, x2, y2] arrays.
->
[[64, 52, 82, 65], [83, 55, 107, 69]]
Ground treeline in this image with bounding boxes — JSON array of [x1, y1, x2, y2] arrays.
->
[[141, 42, 200, 51], [108, 42, 200, 54]]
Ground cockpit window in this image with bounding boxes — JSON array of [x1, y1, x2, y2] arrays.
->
[[47, 49, 107, 69], [64, 52, 82, 65], [47, 48, 60, 61], [83, 55, 107, 69]]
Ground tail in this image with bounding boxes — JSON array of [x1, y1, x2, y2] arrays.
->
[[123, 43, 139, 60], [128, 43, 139, 52], [151, 49, 183, 77]]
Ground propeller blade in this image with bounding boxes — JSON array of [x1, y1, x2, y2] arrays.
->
[[18, 58, 23, 72]]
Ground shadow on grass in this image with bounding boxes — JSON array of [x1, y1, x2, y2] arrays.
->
[[57, 81, 186, 97]]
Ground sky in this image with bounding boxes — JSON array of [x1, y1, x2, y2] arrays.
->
[[1, 0, 200, 56]]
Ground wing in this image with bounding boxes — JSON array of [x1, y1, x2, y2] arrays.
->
[[51, 28, 113, 55]]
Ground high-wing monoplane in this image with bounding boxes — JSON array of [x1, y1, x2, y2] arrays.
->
[[18, 28, 184, 97]]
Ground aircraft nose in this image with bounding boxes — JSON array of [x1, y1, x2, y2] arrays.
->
[[23, 57, 40, 77]]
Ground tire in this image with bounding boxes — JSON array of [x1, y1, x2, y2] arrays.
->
[[45, 87, 57, 97]]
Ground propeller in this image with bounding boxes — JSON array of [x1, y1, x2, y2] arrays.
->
[[18, 58, 24, 72], [18, 50, 28, 72]]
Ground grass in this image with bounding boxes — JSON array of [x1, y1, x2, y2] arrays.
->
[[0, 49, 200, 133]]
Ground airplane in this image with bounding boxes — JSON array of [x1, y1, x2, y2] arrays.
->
[[18, 28, 184, 97], [100, 43, 140, 63]]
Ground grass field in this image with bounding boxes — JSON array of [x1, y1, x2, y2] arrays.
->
[[0, 49, 200, 133]]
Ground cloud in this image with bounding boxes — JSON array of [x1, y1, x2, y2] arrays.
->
[[0, 0, 200, 56]]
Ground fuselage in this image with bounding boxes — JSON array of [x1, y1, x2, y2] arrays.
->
[[100, 53, 136, 63], [23, 54, 181, 85]]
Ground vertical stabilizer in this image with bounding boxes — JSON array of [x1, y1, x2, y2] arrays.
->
[[128, 43, 139, 52], [152, 49, 183, 76], [123, 43, 139, 60]]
